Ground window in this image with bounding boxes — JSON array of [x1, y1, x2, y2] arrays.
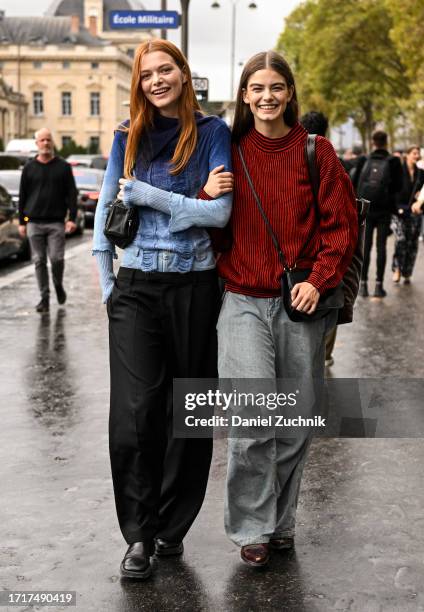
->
[[90, 92, 100, 116], [91, 62, 99, 69], [61, 136, 72, 148], [33, 61, 42, 69], [88, 136, 100, 154], [33, 91, 44, 116], [61, 92, 72, 116], [63, 61, 70, 69]]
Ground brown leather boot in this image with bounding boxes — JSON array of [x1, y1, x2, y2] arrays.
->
[[240, 543, 270, 567]]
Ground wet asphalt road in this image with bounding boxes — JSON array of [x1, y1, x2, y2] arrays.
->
[[1, 236, 424, 612]]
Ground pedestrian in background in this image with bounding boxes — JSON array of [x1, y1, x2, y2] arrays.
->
[[93, 39, 232, 580], [18, 128, 77, 313], [353, 130, 402, 298], [391, 145, 424, 284], [216, 51, 357, 568]]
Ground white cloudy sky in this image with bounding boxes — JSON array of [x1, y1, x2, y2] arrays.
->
[[1, 0, 301, 100]]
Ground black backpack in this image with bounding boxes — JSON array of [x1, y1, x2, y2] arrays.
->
[[356, 156, 391, 209]]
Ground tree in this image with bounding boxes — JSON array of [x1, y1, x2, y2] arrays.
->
[[277, 0, 410, 150], [385, 0, 424, 143], [58, 139, 87, 158]]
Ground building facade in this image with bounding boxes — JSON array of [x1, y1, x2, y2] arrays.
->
[[0, 1, 152, 154], [0, 77, 28, 148]]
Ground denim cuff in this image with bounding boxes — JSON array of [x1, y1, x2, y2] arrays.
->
[[94, 250, 116, 303]]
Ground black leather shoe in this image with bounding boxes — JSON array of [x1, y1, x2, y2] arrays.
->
[[359, 281, 369, 297], [120, 542, 153, 580], [373, 282, 386, 298], [55, 284, 67, 305], [155, 538, 184, 556], [36, 299, 49, 313]]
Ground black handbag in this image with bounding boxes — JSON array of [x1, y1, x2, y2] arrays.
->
[[237, 143, 344, 322], [103, 198, 139, 249]]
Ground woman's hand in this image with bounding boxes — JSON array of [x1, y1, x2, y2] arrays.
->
[[411, 201, 423, 215], [290, 282, 320, 314], [118, 178, 133, 201], [203, 165, 233, 198]]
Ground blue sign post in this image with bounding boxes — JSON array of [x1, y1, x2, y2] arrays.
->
[[109, 11, 180, 29]]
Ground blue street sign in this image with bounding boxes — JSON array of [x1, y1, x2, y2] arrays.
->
[[109, 11, 180, 29]]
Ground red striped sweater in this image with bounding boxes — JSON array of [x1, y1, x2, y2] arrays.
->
[[212, 122, 358, 297]]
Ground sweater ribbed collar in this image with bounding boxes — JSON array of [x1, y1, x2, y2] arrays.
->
[[245, 121, 306, 153]]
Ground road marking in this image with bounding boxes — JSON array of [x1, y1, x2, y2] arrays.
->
[[0, 240, 90, 290]]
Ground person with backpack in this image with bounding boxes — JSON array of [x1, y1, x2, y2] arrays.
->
[[391, 145, 424, 284], [214, 51, 358, 568], [353, 130, 402, 298]]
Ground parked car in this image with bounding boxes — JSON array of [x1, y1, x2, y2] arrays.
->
[[71, 166, 105, 224], [0, 153, 32, 170], [0, 184, 30, 261], [6, 138, 38, 155], [67, 154, 108, 170], [0, 169, 85, 240]]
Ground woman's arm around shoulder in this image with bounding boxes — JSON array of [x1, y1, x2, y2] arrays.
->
[[121, 118, 233, 232]]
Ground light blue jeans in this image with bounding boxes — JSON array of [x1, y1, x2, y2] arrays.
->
[[217, 292, 336, 547]]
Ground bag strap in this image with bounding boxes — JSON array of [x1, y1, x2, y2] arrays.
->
[[305, 134, 319, 209], [237, 144, 290, 270], [237, 134, 320, 271]]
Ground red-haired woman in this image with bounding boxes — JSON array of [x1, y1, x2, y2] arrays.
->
[[216, 51, 357, 567], [93, 40, 232, 579]]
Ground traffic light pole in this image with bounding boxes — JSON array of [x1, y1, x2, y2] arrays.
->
[[180, 0, 190, 58], [161, 0, 167, 39]]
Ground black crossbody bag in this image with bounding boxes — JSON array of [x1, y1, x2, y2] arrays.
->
[[103, 198, 139, 249], [237, 138, 344, 323]]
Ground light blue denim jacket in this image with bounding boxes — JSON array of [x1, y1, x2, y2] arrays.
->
[[92, 114, 232, 299]]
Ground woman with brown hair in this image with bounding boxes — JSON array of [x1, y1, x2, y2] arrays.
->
[[216, 51, 357, 567], [92, 39, 232, 579], [391, 145, 424, 283]]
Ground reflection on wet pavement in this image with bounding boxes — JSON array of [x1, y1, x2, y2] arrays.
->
[[26, 310, 77, 433], [0, 240, 423, 611]]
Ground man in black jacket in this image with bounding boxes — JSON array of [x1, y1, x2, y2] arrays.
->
[[18, 128, 78, 313], [352, 130, 403, 298]]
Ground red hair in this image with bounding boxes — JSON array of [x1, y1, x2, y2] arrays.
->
[[120, 39, 201, 177]]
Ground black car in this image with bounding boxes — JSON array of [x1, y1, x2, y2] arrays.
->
[[0, 183, 30, 261], [71, 167, 105, 224]]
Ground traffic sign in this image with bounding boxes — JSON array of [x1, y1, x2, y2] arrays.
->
[[109, 11, 180, 29], [193, 77, 209, 102]]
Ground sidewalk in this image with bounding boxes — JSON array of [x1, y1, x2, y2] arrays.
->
[[0, 237, 423, 612]]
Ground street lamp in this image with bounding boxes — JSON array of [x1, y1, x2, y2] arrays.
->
[[211, 0, 257, 100]]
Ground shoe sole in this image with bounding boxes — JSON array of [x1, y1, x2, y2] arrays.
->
[[120, 561, 152, 580], [240, 555, 270, 568], [155, 546, 184, 557]]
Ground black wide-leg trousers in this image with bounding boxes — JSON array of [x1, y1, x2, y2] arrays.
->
[[107, 267, 218, 545]]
